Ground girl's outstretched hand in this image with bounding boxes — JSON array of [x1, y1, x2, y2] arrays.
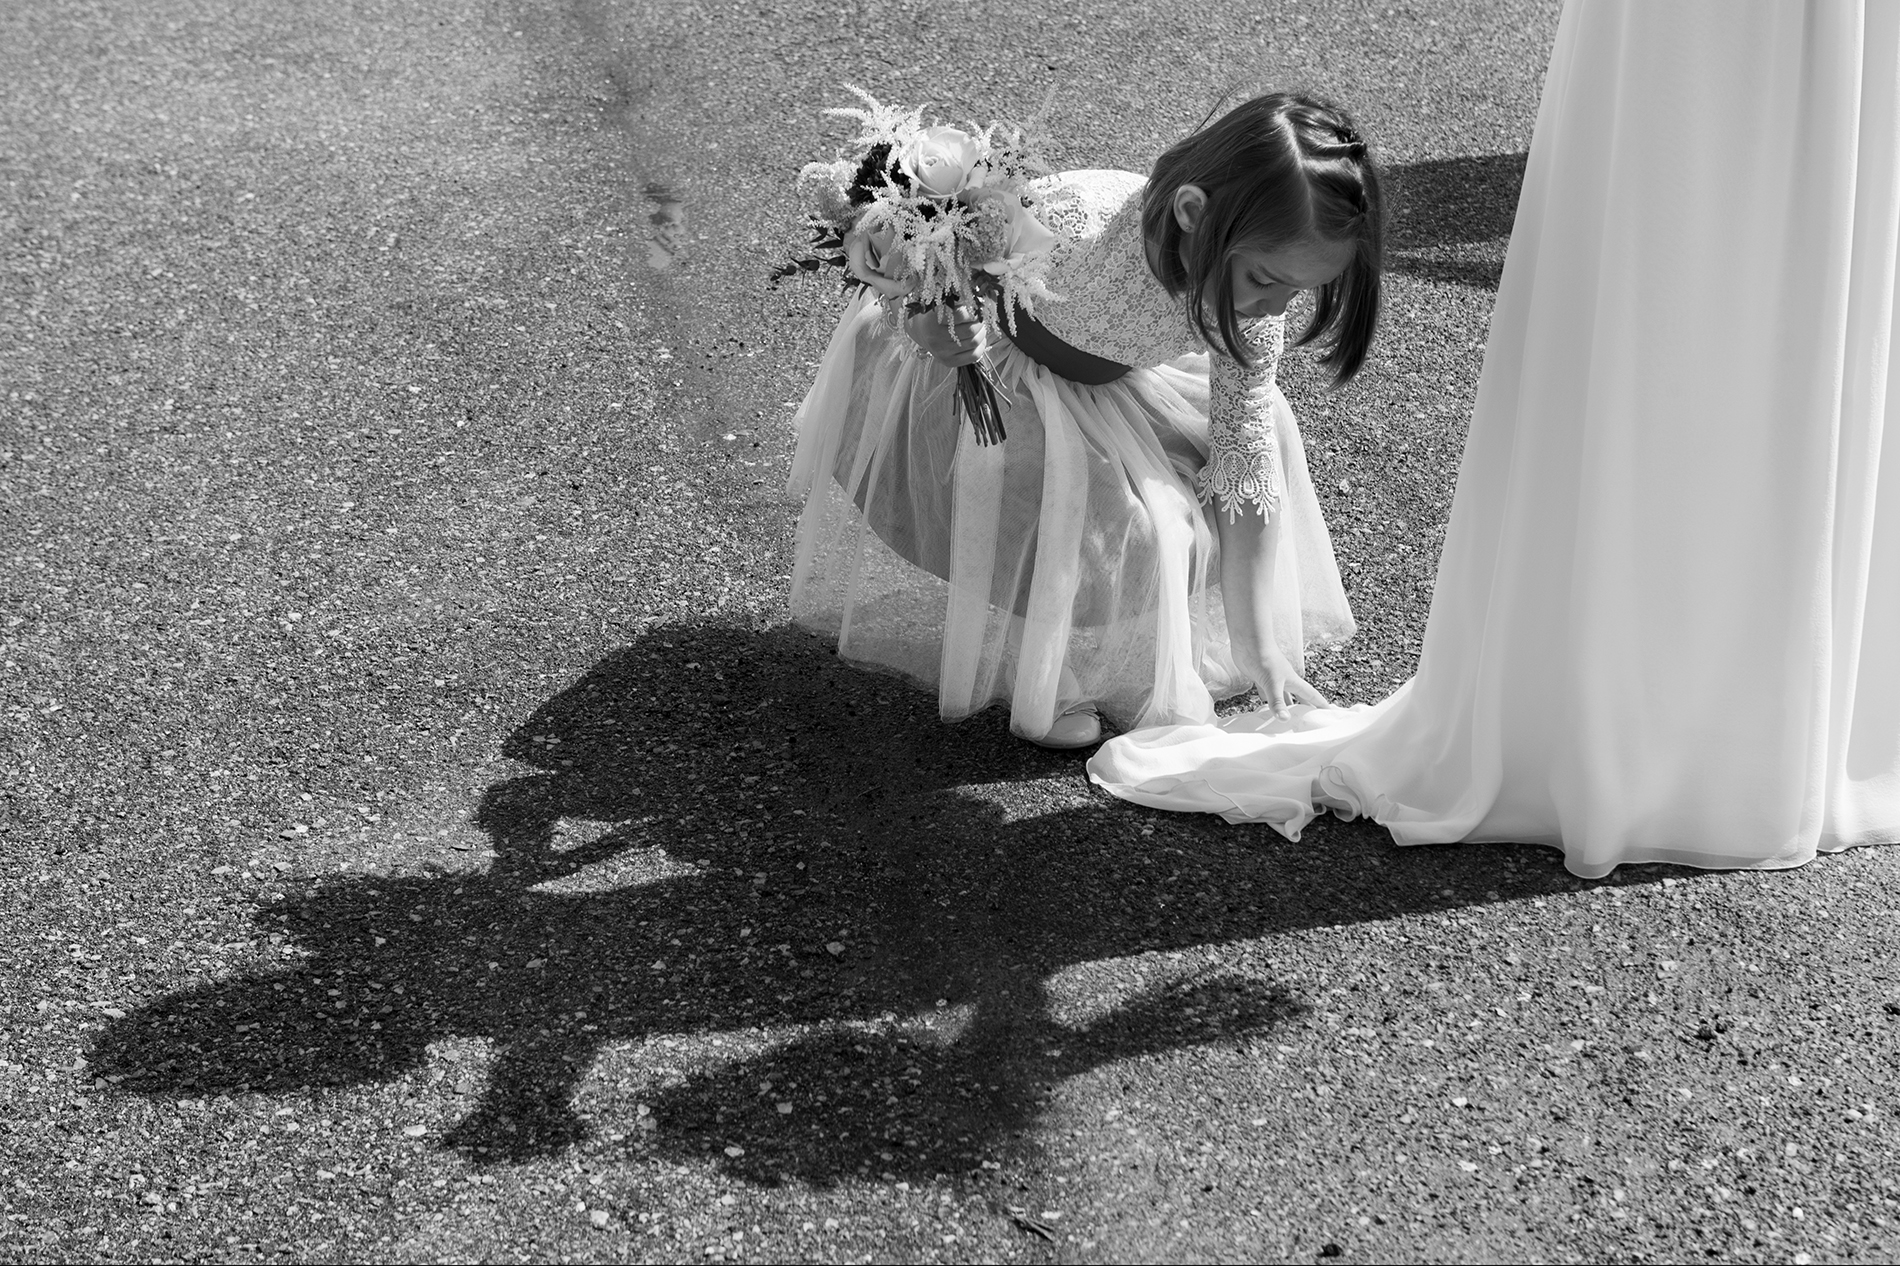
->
[[1213, 490, 1326, 720], [1240, 640, 1329, 720], [905, 304, 987, 368]]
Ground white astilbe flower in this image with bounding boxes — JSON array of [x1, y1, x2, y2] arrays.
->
[[902, 205, 974, 310], [969, 121, 1049, 186], [825, 84, 925, 150], [985, 254, 1061, 333]]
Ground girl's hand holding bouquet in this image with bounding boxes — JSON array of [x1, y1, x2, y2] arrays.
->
[[905, 304, 988, 368]]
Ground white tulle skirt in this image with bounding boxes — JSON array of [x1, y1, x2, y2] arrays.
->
[[1090, 0, 1900, 875], [786, 293, 1354, 742]]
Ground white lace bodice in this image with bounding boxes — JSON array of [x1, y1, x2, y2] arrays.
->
[[1025, 169, 1283, 520]]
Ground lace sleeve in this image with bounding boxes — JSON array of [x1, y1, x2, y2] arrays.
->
[[1196, 316, 1286, 521]]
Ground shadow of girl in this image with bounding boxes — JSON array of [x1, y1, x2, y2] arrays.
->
[[85, 622, 1545, 1173]]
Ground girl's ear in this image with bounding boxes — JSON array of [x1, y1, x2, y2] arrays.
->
[[1172, 184, 1209, 234]]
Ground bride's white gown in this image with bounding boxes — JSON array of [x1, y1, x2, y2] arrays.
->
[[1088, 0, 1900, 877]]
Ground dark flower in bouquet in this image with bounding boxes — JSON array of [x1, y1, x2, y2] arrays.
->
[[776, 87, 1059, 444]]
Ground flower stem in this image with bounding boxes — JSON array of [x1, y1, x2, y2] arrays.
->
[[958, 362, 1007, 446]]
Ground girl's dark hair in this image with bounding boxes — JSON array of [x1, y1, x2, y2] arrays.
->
[[1143, 91, 1384, 383]]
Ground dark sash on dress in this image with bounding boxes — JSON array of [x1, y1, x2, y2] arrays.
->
[[1007, 305, 1132, 385]]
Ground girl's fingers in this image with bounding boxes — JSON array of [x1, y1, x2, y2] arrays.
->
[[905, 307, 986, 366], [1288, 675, 1329, 708], [1256, 666, 1325, 717]]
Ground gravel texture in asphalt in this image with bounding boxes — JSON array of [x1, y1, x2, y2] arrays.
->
[[4, 0, 1899, 1262]]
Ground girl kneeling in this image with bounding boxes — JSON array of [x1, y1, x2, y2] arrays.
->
[[787, 92, 1382, 748]]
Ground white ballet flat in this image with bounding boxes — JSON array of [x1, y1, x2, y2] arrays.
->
[[1032, 704, 1102, 750]]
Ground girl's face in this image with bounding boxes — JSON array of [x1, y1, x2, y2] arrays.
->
[[1228, 236, 1356, 318]]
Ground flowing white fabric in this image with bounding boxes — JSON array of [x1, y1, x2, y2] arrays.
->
[[787, 294, 1353, 739], [1090, 0, 1900, 876]]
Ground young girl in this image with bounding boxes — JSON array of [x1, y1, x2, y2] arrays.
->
[[786, 92, 1383, 747]]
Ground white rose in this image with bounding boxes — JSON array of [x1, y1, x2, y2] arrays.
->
[[897, 127, 984, 198]]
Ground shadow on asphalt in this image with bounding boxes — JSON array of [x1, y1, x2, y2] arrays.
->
[[1385, 152, 1528, 290], [90, 621, 1599, 1183]]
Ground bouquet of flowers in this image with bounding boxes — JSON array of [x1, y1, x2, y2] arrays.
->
[[777, 87, 1059, 444]]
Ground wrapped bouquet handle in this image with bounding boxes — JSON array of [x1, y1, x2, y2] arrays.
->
[[903, 297, 1010, 445]]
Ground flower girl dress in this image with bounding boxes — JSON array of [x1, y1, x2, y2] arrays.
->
[[787, 169, 1355, 743], [1090, 0, 1900, 875]]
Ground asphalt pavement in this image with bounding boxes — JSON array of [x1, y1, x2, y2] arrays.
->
[[4, 0, 1899, 1262]]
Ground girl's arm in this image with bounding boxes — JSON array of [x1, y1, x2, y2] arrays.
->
[[1217, 505, 1328, 717], [1202, 316, 1326, 717]]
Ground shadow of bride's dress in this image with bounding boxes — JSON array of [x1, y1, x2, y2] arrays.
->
[[1092, 0, 1900, 878]]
